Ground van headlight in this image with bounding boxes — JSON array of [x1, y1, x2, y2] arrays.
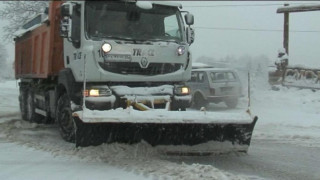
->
[[174, 85, 190, 95]]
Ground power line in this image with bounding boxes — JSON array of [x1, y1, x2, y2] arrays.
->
[[195, 26, 320, 33], [184, 3, 320, 8]]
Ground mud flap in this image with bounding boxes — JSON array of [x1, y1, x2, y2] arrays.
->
[[74, 116, 258, 151]]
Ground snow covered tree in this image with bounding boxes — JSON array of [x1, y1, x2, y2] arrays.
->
[[0, 1, 49, 41], [0, 43, 8, 79]]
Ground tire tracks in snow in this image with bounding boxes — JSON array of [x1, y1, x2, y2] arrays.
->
[[0, 118, 263, 180]]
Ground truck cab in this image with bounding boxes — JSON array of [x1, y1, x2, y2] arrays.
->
[[61, 1, 194, 81], [58, 1, 195, 110]]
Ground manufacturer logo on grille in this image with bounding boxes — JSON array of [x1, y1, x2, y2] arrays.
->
[[140, 57, 149, 68]]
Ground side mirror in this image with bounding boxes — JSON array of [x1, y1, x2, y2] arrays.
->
[[61, 2, 73, 17], [44, 7, 49, 15], [186, 27, 195, 45], [184, 13, 194, 26], [60, 2, 74, 38], [60, 17, 72, 38]]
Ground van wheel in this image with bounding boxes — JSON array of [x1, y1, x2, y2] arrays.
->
[[225, 98, 238, 109], [26, 89, 43, 123], [19, 87, 28, 121], [194, 94, 208, 109], [56, 93, 75, 143]]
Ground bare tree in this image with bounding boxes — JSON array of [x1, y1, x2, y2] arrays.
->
[[0, 1, 48, 41]]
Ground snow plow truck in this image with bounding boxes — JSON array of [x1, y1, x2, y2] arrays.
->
[[14, 1, 257, 154]]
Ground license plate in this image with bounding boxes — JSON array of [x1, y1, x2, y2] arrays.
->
[[104, 54, 132, 62]]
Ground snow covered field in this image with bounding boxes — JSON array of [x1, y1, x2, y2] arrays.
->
[[0, 79, 320, 180]]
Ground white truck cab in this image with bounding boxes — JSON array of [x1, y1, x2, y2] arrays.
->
[[59, 1, 195, 111]]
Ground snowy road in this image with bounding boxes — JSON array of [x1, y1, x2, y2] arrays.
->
[[170, 140, 320, 180], [1, 80, 320, 180]]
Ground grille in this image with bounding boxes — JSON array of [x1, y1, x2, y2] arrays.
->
[[99, 62, 183, 75]]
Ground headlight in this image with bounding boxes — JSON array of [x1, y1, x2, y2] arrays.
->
[[89, 89, 99, 97], [102, 43, 112, 53], [174, 85, 190, 95], [83, 88, 112, 97], [177, 46, 185, 56], [181, 87, 190, 94]]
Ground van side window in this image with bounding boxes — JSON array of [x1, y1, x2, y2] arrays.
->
[[190, 72, 197, 82], [198, 72, 205, 82], [227, 72, 236, 80], [216, 73, 224, 80]]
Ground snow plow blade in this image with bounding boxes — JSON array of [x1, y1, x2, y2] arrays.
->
[[73, 110, 258, 154]]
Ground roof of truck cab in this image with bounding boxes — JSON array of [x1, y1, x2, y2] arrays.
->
[[151, 1, 182, 8], [84, 1, 183, 8]]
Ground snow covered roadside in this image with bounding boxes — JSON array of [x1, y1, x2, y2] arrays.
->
[[251, 85, 320, 148], [0, 80, 261, 180], [0, 81, 20, 118]]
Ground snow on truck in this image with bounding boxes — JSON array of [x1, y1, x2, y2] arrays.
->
[[14, 1, 257, 154]]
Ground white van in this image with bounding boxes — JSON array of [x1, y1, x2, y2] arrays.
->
[[187, 68, 243, 109]]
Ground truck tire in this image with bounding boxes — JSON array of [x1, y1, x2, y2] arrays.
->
[[19, 88, 28, 121], [26, 90, 43, 123], [56, 93, 75, 143], [225, 98, 238, 109], [193, 93, 208, 109]]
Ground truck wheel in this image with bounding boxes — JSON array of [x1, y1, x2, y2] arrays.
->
[[26, 90, 43, 123], [19, 88, 28, 121], [194, 94, 208, 109], [56, 93, 75, 143], [225, 98, 238, 109]]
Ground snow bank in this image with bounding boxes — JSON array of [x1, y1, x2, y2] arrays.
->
[[251, 84, 320, 148]]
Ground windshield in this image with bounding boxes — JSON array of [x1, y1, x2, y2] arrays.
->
[[85, 1, 184, 42]]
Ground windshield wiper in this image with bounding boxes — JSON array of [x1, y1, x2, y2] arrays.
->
[[95, 35, 154, 44], [149, 38, 181, 44], [99, 35, 134, 41]]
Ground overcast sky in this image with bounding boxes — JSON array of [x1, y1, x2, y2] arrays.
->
[[182, 1, 320, 66], [1, 1, 320, 67]]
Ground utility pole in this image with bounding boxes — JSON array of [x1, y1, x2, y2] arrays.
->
[[277, 4, 320, 55], [283, 4, 289, 55]]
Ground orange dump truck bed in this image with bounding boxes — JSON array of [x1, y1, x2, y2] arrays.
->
[[15, 1, 64, 79]]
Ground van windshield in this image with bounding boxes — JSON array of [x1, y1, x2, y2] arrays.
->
[[85, 1, 183, 42]]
